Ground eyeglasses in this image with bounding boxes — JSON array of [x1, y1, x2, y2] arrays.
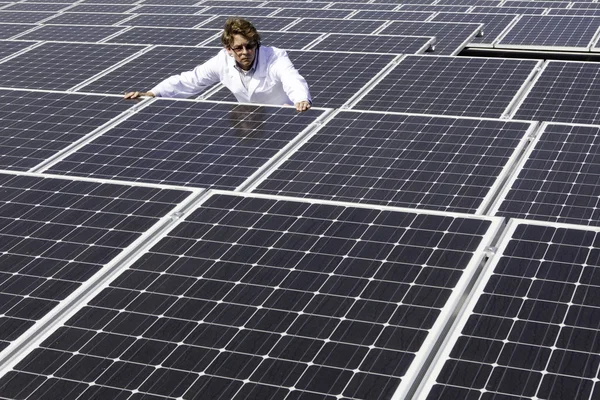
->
[[230, 41, 258, 53]]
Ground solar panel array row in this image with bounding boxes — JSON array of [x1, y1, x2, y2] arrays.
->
[[0, 1, 600, 400]]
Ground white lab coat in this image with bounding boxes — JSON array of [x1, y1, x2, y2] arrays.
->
[[151, 46, 311, 106]]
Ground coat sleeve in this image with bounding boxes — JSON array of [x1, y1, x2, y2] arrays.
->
[[271, 51, 312, 105], [151, 52, 223, 98]]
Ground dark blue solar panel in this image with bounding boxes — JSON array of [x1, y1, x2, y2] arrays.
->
[[287, 18, 388, 34], [379, 21, 482, 55], [0, 11, 55, 23], [15, 25, 127, 42], [3, 3, 71, 12], [309, 33, 434, 54], [65, 4, 137, 13], [107, 27, 219, 46], [0, 41, 34, 61], [0, 172, 190, 354], [422, 221, 600, 400], [42, 12, 130, 25], [0, 90, 134, 171], [497, 123, 600, 226], [45, 101, 325, 189], [273, 8, 354, 19], [513, 61, 600, 125], [496, 15, 600, 50], [122, 13, 212, 28], [203, 6, 280, 16], [350, 10, 435, 21], [0, 192, 496, 400], [431, 12, 519, 45], [0, 42, 146, 91], [129, 5, 205, 14], [199, 16, 298, 31], [79, 46, 219, 96], [354, 55, 539, 118], [254, 111, 534, 213], [0, 23, 37, 39]]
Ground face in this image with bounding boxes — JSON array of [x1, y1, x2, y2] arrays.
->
[[227, 34, 257, 70]]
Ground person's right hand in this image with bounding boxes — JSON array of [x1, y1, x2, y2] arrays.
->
[[123, 91, 155, 99]]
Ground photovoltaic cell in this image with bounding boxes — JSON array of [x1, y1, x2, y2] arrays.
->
[[431, 12, 519, 45], [107, 27, 219, 46], [203, 6, 280, 17], [0, 11, 55, 23], [263, 0, 331, 7], [399, 4, 472, 12], [0, 23, 37, 39], [254, 111, 533, 213], [129, 5, 205, 14], [328, 2, 400, 10], [272, 8, 354, 19], [199, 16, 298, 31], [421, 220, 600, 400], [0, 41, 34, 61], [496, 123, 600, 226], [79, 46, 220, 95], [0, 90, 135, 171], [122, 14, 213, 28], [65, 4, 137, 13], [144, 0, 202, 4], [42, 12, 130, 25], [45, 100, 324, 189], [287, 18, 388, 34], [513, 61, 600, 125], [309, 33, 434, 54], [496, 15, 600, 50], [15, 24, 127, 42], [354, 55, 538, 118], [0, 42, 146, 91], [472, 6, 547, 14], [0, 192, 497, 400], [0, 172, 190, 354], [503, 0, 570, 8], [3, 3, 72, 12], [350, 10, 435, 21], [379, 21, 482, 55], [207, 50, 396, 108], [548, 8, 600, 16]]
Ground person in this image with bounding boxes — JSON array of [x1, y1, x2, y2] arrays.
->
[[124, 17, 312, 112]]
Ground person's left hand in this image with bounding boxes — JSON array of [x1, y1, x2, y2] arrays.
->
[[295, 101, 311, 112]]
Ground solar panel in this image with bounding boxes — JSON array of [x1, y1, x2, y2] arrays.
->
[[350, 10, 435, 21], [79, 0, 138, 3], [128, 5, 205, 14], [494, 122, 600, 226], [14, 24, 127, 42], [78, 46, 220, 96], [122, 13, 213, 28], [0, 191, 501, 400], [419, 219, 600, 400], [495, 15, 600, 51], [328, 2, 400, 10], [42, 12, 130, 25], [399, 4, 472, 12], [548, 8, 600, 16], [253, 111, 535, 213], [0, 90, 136, 171], [144, 0, 202, 4], [207, 50, 397, 108], [0, 11, 55, 23], [263, 0, 332, 7], [471, 6, 548, 15], [0, 171, 191, 354], [309, 33, 435, 54], [203, 6, 280, 17], [379, 21, 483, 55], [353, 55, 539, 118], [431, 12, 519, 46], [512, 61, 600, 125], [571, 2, 600, 9], [0, 41, 35, 61], [44, 100, 325, 189], [65, 4, 137, 13], [107, 27, 219, 46], [3, 3, 72, 12], [204, 31, 323, 50], [272, 8, 355, 19], [199, 16, 298, 31], [0, 23, 37, 39], [503, 0, 571, 8], [0, 42, 146, 91], [286, 18, 388, 34]]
